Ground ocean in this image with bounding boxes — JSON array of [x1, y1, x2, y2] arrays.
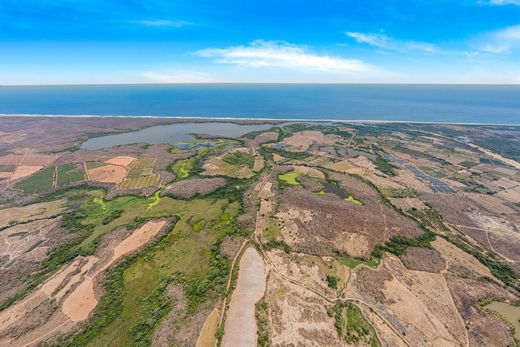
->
[[0, 84, 519, 124]]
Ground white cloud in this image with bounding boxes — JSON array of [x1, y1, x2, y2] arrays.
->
[[473, 24, 520, 53], [483, 0, 520, 6], [133, 19, 192, 27], [196, 40, 372, 73], [141, 71, 215, 83], [345, 32, 439, 54]]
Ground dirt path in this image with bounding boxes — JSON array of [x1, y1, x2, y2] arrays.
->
[[221, 247, 266, 347]]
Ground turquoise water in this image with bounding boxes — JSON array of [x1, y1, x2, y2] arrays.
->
[[0, 84, 519, 124]]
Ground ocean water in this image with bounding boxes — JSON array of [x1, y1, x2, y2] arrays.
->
[[0, 84, 519, 124]]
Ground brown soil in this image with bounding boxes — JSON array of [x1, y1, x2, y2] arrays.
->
[[222, 247, 266, 347], [87, 164, 127, 183], [104, 156, 136, 167], [276, 173, 422, 258], [399, 247, 446, 273], [10, 165, 44, 180], [162, 177, 226, 199]]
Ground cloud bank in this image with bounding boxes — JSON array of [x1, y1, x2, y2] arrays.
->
[[345, 32, 439, 54], [196, 40, 372, 73]]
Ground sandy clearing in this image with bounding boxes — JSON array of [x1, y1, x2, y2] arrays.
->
[[0, 172, 13, 179], [105, 156, 136, 167], [432, 237, 495, 280], [195, 307, 220, 347], [10, 165, 44, 180], [0, 199, 66, 229], [282, 131, 338, 152], [253, 157, 265, 172], [87, 164, 127, 183], [62, 220, 166, 322], [292, 165, 325, 179], [222, 247, 266, 347]]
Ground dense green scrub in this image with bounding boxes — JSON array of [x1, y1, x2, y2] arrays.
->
[[65, 196, 243, 346], [14, 166, 55, 194], [330, 301, 380, 347]]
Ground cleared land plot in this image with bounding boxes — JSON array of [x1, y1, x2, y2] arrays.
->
[[13, 166, 54, 194], [105, 156, 136, 167], [128, 157, 156, 169], [56, 163, 85, 186], [87, 164, 126, 183], [10, 165, 44, 180], [163, 177, 226, 199], [222, 247, 266, 347]]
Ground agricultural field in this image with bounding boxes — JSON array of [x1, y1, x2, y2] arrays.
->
[[1, 116, 520, 347]]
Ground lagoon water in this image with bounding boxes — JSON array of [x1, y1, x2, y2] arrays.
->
[[1, 84, 519, 124], [81, 122, 273, 150]]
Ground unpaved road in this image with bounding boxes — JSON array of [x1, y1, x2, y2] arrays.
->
[[222, 247, 266, 347]]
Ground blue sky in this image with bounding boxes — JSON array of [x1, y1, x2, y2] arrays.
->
[[1, 0, 520, 84]]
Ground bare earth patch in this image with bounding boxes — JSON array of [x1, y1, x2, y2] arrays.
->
[[104, 156, 136, 167], [222, 247, 266, 347], [10, 165, 44, 180], [162, 177, 226, 199], [87, 164, 127, 183]]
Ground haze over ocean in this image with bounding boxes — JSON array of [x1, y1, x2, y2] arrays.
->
[[0, 84, 519, 124]]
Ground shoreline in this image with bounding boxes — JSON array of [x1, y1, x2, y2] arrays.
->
[[0, 113, 519, 127]]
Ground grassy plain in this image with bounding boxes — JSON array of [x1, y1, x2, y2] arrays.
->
[[14, 166, 54, 194]]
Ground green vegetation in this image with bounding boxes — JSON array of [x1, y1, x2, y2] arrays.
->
[[374, 155, 396, 177], [407, 208, 449, 232], [256, 300, 270, 347], [14, 166, 54, 194], [330, 301, 380, 347], [66, 196, 243, 346], [56, 163, 85, 186], [345, 195, 363, 206], [223, 151, 255, 169], [262, 217, 280, 241], [85, 161, 105, 170], [278, 171, 301, 187], [373, 230, 436, 258], [337, 255, 379, 269], [379, 187, 417, 198], [147, 190, 161, 209], [171, 147, 209, 181], [441, 234, 520, 293], [326, 275, 339, 289], [460, 160, 479, 169], [263, 239, 292, 253]]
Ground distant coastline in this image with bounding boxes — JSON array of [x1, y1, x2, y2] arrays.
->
[[1, 84, 519, 124], [1, 113, 519, 127]]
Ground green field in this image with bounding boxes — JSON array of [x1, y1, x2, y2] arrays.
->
[[14, 166, 55, 194], [57, 163, 85, 186], [331, 301, 380, 347], [85, 161, 106, 170], [67, 196, 242, 346], [345, 195, 363, 206], [223, 151, 255, 169], [278, 171, 301, 186]]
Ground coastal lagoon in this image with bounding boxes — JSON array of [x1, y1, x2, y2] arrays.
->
[[81, 122, 274, 150]]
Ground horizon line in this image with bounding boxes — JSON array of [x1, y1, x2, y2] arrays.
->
[[1, 82, 520, 87], [1, 113, 519, 127]]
